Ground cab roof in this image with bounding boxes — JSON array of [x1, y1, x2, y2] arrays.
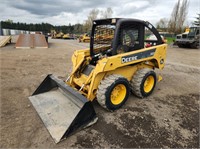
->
[[93, 18, 147, 25]]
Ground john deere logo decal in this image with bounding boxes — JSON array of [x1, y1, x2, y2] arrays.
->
[[121, 49, 156, 64]]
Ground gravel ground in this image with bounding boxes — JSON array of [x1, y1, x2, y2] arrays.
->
[[0, 38, 199, 148]]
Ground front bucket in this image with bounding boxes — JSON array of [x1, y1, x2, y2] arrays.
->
[[29, 74, 97, 143]]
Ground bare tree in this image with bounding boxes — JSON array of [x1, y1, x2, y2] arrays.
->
[[100, 8, 113, 19], [84, 9, 99, 32], [156, 18, 168, 31], [168, 0, 180, 33], [177, 0, 189, 33], [83, 8, 113, 32], [168, 0, 189, 34]]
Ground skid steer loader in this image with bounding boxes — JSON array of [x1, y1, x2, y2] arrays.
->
[[29, 18, 167, 143]]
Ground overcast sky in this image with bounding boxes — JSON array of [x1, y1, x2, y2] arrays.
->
[[0, 0, 199, 26]]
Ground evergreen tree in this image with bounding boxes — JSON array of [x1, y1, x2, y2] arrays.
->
[[0, 20, 84, 34]]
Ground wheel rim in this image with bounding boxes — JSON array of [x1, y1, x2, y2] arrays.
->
[[110, 84, 126, 105], [144, 75, 155, 93]]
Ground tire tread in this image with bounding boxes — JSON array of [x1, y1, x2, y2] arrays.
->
[[130, 68, 154, 98], [97, 74, 124, 110]]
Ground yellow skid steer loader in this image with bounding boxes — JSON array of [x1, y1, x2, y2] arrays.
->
[[29, 18, 167, 143]]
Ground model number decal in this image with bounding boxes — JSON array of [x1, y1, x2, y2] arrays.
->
[[121, 49, 156, 64]]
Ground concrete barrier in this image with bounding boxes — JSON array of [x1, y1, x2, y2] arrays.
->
[[2, 29, 10, 36]]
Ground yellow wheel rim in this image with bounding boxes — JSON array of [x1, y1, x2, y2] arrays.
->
[[144, 75, 155, 93], [111, 84, 126, 105]]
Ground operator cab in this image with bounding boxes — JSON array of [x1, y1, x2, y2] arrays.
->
[[90, 18, 163, 64], [188, 27, 200, 38]]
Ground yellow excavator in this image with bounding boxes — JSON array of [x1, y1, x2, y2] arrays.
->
[[79, 33, 90, 42], [51, 30, 64, 39], [29, 18, 167, 143]]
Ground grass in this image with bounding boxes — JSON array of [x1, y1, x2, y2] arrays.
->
[[166, 37, 175, 44], [145, 35, 175, 45]]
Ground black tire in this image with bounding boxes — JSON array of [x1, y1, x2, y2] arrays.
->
[[177, 43, 184, 48], [190, 42, 199, 49], [130, 68, 156, 98], [97, 74, 130, 110]]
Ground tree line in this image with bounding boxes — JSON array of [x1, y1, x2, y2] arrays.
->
[[1, 8, 113, 35], [0, 20, 85, 34], [156, 0, 199, 34]]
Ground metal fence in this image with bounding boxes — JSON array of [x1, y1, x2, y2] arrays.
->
[[0, 28, 34, 36]]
